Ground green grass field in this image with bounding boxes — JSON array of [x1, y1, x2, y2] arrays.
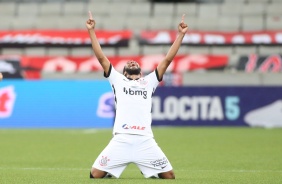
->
[[0, 127, 282, 184]]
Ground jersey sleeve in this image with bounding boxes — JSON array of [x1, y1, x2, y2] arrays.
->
[[104, 64, 123, 84], [145, 69, 162, 89]]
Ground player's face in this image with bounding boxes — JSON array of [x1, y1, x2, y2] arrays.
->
[[124, 60, 141, 75]]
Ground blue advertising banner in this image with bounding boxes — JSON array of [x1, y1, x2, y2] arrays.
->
[[0, 80, 113, 128], [1, 81, 281, 128], [152, 86, 282, 127]]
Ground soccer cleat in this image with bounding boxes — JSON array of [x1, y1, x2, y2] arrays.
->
[[103, 173, 113, 178], [90, 172, 94, 178], [90, 171, 112, 179], [141, 171, 159, 179]]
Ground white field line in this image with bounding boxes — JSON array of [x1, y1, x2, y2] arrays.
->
[[0, 167, 281, 173]]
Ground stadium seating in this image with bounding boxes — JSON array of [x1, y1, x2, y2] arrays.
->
[[236, 46, 260, 55], [24, 47, 46, 56], [266, 15, 282, 30], [198, 4, 219, 18], [0, 0, 282, 79], [210, 46, 234, 55], [70, 47, 93, 56], [0, 2, 17, 16], [186, 46, 210, 54], [17, 2, 39, 16], [47, 47, 70, 56], [175, 3, 197, 17], [1, 48, 24, 55], [39, 2, 63, 16], [258, 46, 282, 55], [1, 1, 281, 32], [241, 15, 264, 31], [217, 17, 240, 31]]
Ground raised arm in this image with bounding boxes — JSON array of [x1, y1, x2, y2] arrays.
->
[[0, 73, 3, 81], [86, 11, 111, 75], [157, 14, 188, 80]]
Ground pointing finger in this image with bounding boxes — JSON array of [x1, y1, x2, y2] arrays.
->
[[88, 10, 93, 20], [181, 14, 185, 23]]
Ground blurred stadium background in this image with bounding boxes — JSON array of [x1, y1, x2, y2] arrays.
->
[[1, 0, 282, 183], [0, 0, 282, 127]]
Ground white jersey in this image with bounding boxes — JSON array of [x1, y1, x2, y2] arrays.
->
[[105, 65, 161, 137]]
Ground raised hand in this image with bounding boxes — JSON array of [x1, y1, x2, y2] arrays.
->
[[178, 14, 188, 34], [86, 11, 96, 30]]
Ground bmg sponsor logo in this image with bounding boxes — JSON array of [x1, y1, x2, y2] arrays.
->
[[123, 87, 147, 99], [122, 124, 145, 130]]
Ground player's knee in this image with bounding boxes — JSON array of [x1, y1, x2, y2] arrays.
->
[[158, 170, 175, 179], [90, 168, 107, 179]]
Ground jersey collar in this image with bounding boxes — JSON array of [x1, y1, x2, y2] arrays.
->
[[127, 77, 140, 81]]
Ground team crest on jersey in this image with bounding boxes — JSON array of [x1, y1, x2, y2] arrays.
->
[[139, 79, 148, 86], [99, 156, 110, 167]]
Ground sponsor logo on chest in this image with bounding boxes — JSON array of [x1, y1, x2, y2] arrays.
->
[[122, 124, 146, 130], [123, 87, 147, 99]]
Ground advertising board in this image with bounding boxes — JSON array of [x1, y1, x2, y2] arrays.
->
[[0, 80, 113, 128], [1, 81, 281, 128]]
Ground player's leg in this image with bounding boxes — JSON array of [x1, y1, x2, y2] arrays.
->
[[90, 134, 131, 179], [138, 160, 175, 179], [134, 136, 175, 179], [90, 167, 107, 178], [158, 170, 175, 179]]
